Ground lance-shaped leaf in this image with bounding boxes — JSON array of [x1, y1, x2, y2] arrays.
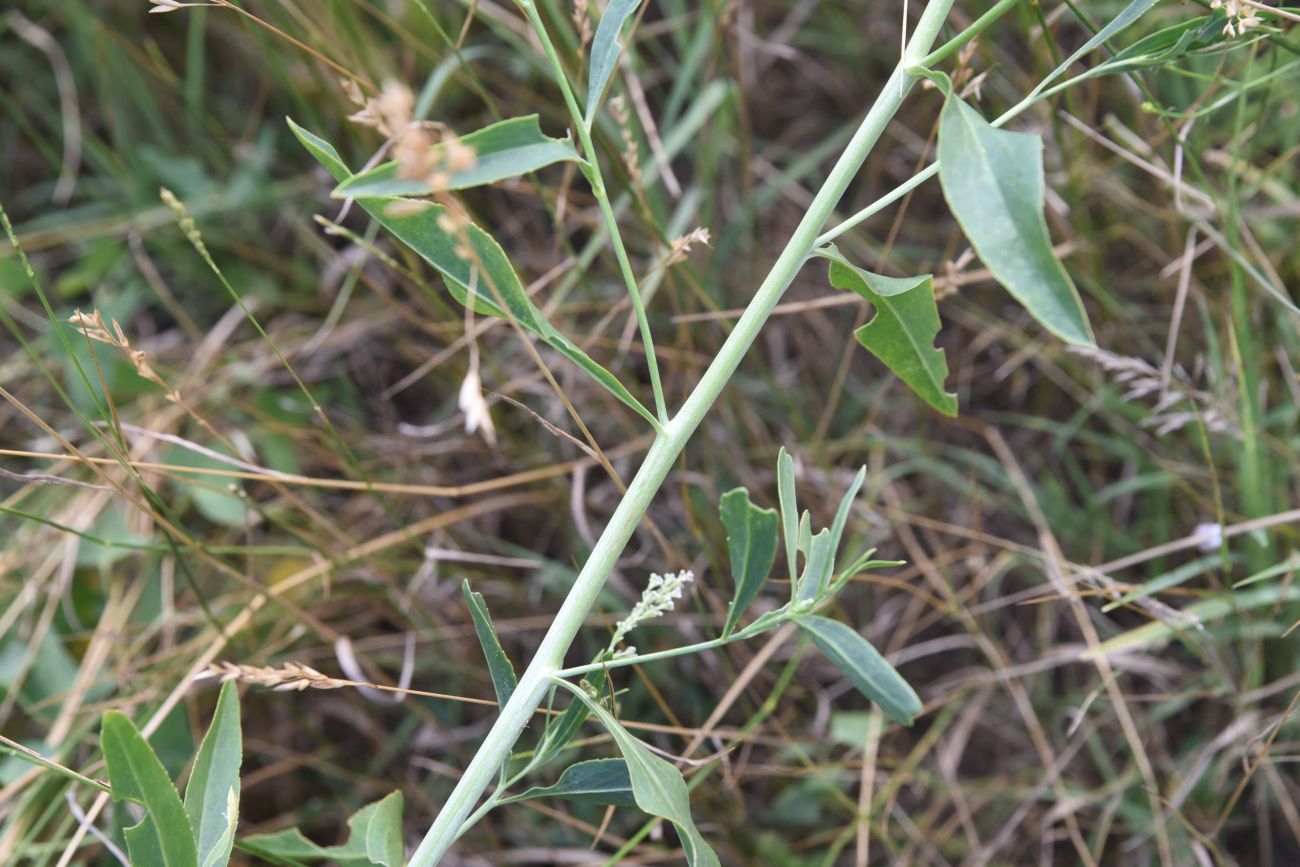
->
[[794, 528, 833, 605], [823, 251, 957, 417], [333, 115, 582, 198], [242, 791, 404, 867], [586, 0, 647, 123], [777, 448, 799, 589], [936, 94, 1095, 347], [502, 759, 635, 807], [462, 580, 518, 706], [826, 466, 867, 576], [101, 712, 199, 867], [184, 681, 242, 867], [560, 683, 720, 866], [288, 118, 658, 428], [719, 487, 779, 638], [534, 667, 607, 769], [793, 615, 922, 726]]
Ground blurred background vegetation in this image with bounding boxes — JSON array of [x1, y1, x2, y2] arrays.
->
[[1, 0, 1298, 864]]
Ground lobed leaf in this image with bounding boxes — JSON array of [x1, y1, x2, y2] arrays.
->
[[794, 615, 922, 726], [586, 0, 647, 123], [503, 758, 636, 807], [333, 115, 581, 198], [101, 711, 199, 867], [462, 580, 518, 706], [288, 118, 658, 428], [719, 487, 780, 637], [936, 94, 1095, 346], [184, 681, 242, 867], [822, 249, 957, 416]]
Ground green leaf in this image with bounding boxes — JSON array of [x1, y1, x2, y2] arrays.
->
[[562, 685, 720, 866], [1030, 0, 1164, 97], [826, 467, 867, 573], [503, 758, 636, 807], [534, 668, 607, 769], [719, 488, 780, 638], [586, 0, 646, 123], [777, 448, 799, 590], [358, 791, 405, 867], [793, 615, 922, 726], [184, 681, 242, 867], [794, 529, 833, 605], [936, 94, 1095, 347], [333, 115, 582, 198], [101, 711, 199, 867], [288, 118, 658, 429], [462, 580, 517, 706], [1078, 16, 1226, 81], [823, 251, 957, 416], [242, 791, 404, 866]]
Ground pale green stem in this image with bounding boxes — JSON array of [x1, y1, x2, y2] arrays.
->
[[406, 2, 956, 862], [519, 0, 669, 424]]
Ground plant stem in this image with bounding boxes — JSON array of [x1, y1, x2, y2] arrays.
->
[[519, 0, 669, 424], [406, 2, 956, 862]]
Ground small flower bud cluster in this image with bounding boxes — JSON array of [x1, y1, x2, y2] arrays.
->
[[608, 570, 695, 652]]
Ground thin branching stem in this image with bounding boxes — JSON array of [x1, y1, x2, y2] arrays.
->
[[519, 0, 670, 424], [406, 1, 957, 861]]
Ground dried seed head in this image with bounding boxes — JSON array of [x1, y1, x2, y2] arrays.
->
[[666, 227, 711, 267], [68, 308, 173, 396], [572, 0, 593, 49], [202, 661, 350, 692]]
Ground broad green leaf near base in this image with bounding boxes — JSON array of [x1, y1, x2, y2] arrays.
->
[[560, 683, 720, 866], [288, 118, 658, 428], [333, 115, 581, 198], [502, 758, 636, 807], [822, 249, 957, 417], [242, 790, 404, 867], [936, 94, 1095, 347], [793, 615, 922, 726], [462, 580, 518, 706], [184, 681, 241, 867], [101, 712, 199, 867], [719, 487, 780, 637]]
